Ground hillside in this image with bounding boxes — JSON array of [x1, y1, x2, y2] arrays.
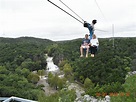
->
[[0, 37, 136, 102]]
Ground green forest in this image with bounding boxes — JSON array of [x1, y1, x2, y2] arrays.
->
[[0, 37, 136, 102]]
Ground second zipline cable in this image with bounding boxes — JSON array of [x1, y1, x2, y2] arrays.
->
[[59, 0, 84, 22], [47, 0, 83, 24]]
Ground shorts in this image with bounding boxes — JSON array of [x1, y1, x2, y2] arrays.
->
[[82, 45, 89, 49]]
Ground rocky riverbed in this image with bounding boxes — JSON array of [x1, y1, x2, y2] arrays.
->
[[37, 55, 111, 102]]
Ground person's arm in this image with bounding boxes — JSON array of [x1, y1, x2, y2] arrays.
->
[[86, 39, 90, 46], [88, 43, 91, 46], [81, 38, 84, 45], [84, 21, 89, 28], [96, 39, 99, 46], [89, 39, 92, 46]]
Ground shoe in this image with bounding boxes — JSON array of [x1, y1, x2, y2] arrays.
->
[[80, 55, 83, 57], [91, 54, 94, 57], [86, 55, 88, 57]]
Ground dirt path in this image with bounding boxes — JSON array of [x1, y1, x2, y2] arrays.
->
[[37, 77, 58, 96]]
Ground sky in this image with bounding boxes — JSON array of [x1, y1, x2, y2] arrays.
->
[[0, 0, 136, 41]]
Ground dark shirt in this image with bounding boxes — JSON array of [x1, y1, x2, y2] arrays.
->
[[82, 38, 90, 45]]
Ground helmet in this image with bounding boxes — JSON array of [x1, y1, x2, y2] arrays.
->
[[92, 20, 97, 24]]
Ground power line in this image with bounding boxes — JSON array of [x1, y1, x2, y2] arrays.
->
[[112, 24, 115, 48]]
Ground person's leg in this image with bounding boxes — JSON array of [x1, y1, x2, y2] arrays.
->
[[93, 46, 97, 55], [89, 46, 92, 54], [84, 22, 93, 40], [86, 46, 89, 57], [89, 31, 93, 40], [87, 23, 93, 40], [80, 46, 83, 57], [90, 46, 95, 57]]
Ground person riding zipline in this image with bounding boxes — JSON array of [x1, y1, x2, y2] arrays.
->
[[83, 20, 98, 57], [84, 20, 97, 40], [80, 34, 90, 57]]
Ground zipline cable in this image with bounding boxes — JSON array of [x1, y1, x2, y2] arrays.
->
[[47, 0, 108, 32], [94, 0, 108, 22], [94, 0, 111, 32], [94, 0, 114, 47], [47, 0, 83, 24], [59, 0, 108, 32], [59, 0, 84, 22]]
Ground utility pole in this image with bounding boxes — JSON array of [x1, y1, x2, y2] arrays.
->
[[112, 24, 114, 48]]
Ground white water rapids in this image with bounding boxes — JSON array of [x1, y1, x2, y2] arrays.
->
[[46, 56, 59, 72]]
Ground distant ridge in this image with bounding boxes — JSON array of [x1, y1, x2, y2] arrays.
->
[[0, 37, 53, 44]]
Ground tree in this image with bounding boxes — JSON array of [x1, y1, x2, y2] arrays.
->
[[131, 53, 136, 71], [15, 67, 22, 75], [63, 63, 73, 82], [37, 70, 45, 78], [0, 66, 9, 74], [48, 72, 54, 84], [50, 74, 59, 90], [58, 60, 68, 70], [27, 73, 40, 84], [111, 75, 136, 102], [21, 68, 30, 77], [84, 78, 94, 89], [57, 77, 66, 90], [48, 73, 66, 90], [38, 89, 76, 102]]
